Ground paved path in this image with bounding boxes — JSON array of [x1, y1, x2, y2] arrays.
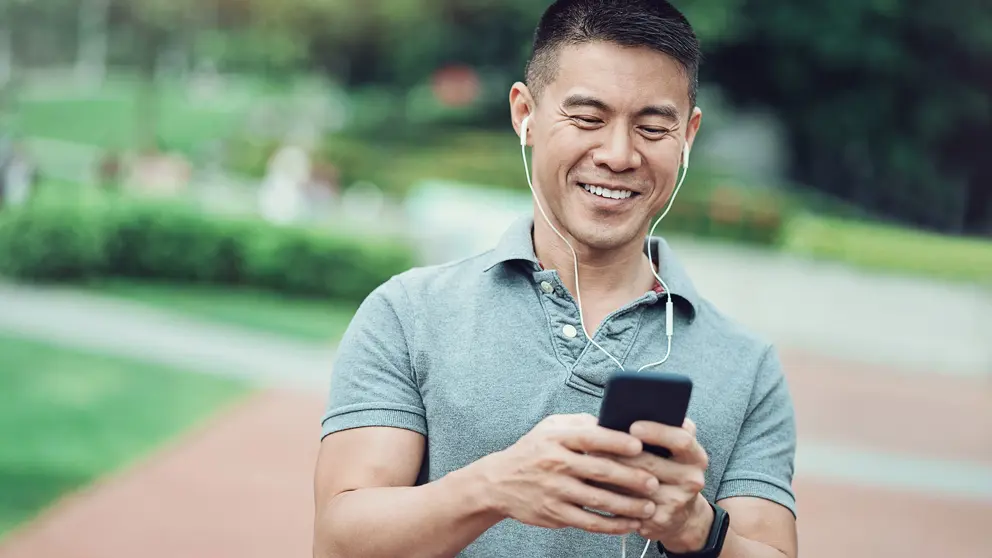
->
[[0, 282, 334, 391], [0, 390, 322, 558], [0, 380, 988, 558], [666, 236, 992, 379]]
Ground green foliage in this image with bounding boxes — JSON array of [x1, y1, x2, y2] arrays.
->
[[0, 195, 416, 304], [659, 183, 790, 246], [783, 213, 992, 285], [704, 0, 992, 235]]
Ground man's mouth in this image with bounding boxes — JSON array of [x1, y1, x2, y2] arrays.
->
[[578, 183, 638, 200]]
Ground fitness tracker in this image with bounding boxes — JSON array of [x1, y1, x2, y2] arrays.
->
[[659, 501, 730, 558]]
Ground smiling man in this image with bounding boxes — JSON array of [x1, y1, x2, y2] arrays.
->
[[313, 1, 799, 557]]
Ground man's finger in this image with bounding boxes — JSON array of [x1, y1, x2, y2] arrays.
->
[[683, 417, 697, 438], [560, 426, 643, 457], [567, 452, 660, 496], [553, 503, 643, 535], [616, 455, 703, 490], [629, 421, 707, 465], [557, 476, 657, 520]]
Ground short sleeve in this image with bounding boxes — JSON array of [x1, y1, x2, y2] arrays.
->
[[320, 277, 427, 439], [716, 344, 798, 518]]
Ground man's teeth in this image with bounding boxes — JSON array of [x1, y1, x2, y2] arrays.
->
[[581, 183, 633, 199]]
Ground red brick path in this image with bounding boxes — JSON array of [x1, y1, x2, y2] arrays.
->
[[1, 351, 989, 558], [0, 390, 324, 558]]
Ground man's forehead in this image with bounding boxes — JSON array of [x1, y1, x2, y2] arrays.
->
[[547, 41, 691, 112]]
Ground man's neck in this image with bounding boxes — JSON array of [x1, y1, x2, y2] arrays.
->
[[532, 216, 656, 304]]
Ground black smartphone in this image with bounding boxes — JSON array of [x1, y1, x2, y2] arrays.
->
[[597, 369, 693, 458]]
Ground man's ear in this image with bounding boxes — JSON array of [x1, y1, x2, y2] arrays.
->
[[684, 106, 703, 156], [509, 82, 535, 145]]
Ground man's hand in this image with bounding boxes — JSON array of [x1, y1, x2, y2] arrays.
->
[[472, 413, 663, 535], [613, 418, 714, 553]]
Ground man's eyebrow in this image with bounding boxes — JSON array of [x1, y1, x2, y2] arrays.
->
[[561, 94, 611, 112], [636, 103, 680, 121], [561, 94, 680, 122]]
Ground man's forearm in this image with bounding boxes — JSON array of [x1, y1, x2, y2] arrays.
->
[[314, 464, 502, 558], [718, 528, 791, 558]]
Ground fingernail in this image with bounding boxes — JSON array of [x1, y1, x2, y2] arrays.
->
[[646, 477, 659, 491], [643, 502, 655, 515]]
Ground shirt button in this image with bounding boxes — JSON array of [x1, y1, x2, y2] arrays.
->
[[562, 324, 578, 339], [540, 281, 554, 294]]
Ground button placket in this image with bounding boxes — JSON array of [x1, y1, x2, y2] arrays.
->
[[532, 271, 586, 365]]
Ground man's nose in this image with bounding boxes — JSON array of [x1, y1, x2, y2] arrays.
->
[[591, 126, 642, 173]]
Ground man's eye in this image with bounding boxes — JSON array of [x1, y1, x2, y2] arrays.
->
[[572, 116, 601, 125], [642, 127, 669, 135]]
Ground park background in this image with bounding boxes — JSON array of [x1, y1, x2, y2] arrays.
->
[[0, 0, 989, 556]]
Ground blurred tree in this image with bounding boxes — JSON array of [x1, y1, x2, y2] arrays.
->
[[704, 0, 992, 234], [75, 0, 111, 84], [105, 0, 211, 151]]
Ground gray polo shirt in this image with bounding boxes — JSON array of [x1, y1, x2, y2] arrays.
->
[[322, 216, 797, 557]]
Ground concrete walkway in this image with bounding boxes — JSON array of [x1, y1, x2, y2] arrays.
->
[[0, 282, 335, 391], [666, 236, 992, 378]]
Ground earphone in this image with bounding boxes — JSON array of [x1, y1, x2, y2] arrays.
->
[[519, 113, 691, 558], [518, 114, 689, 369]]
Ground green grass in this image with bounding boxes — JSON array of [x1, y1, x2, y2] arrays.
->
[[0, 335, 248, 538], [12, 80, 248, 155], [782, 213, 992, 285], [86, 281, 358, 343]]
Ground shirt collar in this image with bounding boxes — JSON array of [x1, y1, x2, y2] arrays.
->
[[483, 215, 700, 321]]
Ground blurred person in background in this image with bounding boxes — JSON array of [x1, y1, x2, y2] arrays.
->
[[314, 1, 797, 557]]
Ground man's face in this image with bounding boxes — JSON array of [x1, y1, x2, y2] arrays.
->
[[514, 41, 701, 252]]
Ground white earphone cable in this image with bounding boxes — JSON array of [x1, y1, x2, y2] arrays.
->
[[521, 130, 625, 371], [519, 116, 689, 558]]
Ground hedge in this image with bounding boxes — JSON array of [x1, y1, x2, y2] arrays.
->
[[0, 196, 416, 304]]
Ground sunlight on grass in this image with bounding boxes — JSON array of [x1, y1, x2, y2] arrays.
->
[[0, 335, 247, 538], [783, 213, 992, 285], [87, 281, 358, 343]]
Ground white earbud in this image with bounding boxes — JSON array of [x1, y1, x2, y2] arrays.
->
[[518, 113, 688, 558]]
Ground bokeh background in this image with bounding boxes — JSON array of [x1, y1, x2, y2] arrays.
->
[[0, 1, 989, 557]]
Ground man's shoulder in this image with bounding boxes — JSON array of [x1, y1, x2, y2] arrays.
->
[[690, 294, 778, 369], [372, 248, 504, 306]]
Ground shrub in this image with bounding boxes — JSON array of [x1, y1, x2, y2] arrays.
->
[[0, 196, 416, 305], [657, 185, 789, 246]]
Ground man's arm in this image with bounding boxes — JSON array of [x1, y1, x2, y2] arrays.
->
[[313, 278, 500, 558], [314, 279, 662, 556], [313, 416, 666, 558], [313, 427, 503, 558], [711, 343, 799, 557], [716, 496, 798, 558], [620, 342, 799, 557]]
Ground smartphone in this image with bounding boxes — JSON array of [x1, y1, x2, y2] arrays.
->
[[597, 369, 693, 458]]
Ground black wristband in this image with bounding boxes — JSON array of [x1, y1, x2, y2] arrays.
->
[[657, 501, 730, 558]]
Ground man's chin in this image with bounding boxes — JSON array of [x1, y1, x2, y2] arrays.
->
[[568, 222, 643, 253]]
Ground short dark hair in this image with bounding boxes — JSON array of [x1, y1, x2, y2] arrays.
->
[[525, 0, 701, 109]]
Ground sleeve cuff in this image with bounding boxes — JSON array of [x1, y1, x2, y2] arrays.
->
[[321, 406, 428, 439], [715, 476, 797, 519]]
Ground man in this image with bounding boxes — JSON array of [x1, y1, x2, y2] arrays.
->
[[313, 1, 798, 557]]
